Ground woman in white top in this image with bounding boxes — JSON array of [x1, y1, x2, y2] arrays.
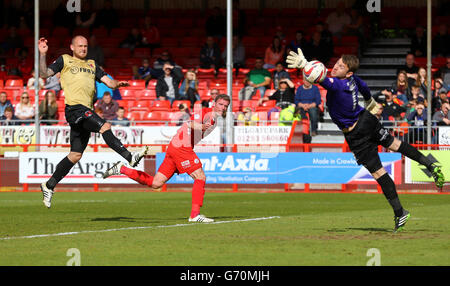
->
[[15, 92, 35, 124], [27, 69, 45, 90]]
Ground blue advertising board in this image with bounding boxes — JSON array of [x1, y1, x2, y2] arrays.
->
[[155, 153, 402, 184]]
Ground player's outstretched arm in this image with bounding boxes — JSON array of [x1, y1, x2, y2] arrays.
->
[[38, 38, 55, 79], [286, 48, 308, 69], [101, 75, 129, 89]]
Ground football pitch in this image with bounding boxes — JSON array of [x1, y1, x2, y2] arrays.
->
[[0, 191, 449, 266]]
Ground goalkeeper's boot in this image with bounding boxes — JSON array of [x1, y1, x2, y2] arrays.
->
[[189, 214, 214, 223], [393, 209, 411, 233], [41, 182, 54, 209], [103, 161, 125, 179], [130, 146, 149, 167], [430, 164, 445, 191]]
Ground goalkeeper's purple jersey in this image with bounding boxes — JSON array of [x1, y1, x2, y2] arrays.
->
[[319, 75, 372, 130]]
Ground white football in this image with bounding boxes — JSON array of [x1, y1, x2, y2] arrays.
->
[[303, 60, 327, 83]]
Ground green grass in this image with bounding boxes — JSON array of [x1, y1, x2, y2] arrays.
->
[[0, 192, 449, 266]]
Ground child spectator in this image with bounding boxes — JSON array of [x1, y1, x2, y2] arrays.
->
[[0, 106, 19, 126], [112, 107, 130, 127]]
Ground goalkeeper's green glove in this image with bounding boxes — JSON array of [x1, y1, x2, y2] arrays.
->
[[286, 48, 308, 69], [365, 97, 380, 115]]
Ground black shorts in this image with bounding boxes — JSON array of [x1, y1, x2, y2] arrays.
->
[[65, 104, 106, 153], [344, 110, 395, 172]]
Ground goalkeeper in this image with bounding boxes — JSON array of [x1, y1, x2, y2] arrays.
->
[[286, 49, 445, 232]]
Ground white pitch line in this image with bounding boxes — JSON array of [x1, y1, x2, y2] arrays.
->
[[0, 216, 280, 241]]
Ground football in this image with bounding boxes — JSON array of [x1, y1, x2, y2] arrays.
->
[[303, 60, 327, 83]]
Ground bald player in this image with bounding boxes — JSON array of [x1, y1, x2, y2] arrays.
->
[[38, 36, 148, 208]]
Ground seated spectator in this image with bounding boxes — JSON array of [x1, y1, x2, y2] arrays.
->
[[141, 16, 160, 54], [96, 73, 122, 100], [176, 103, 191, 126], [431, 90, 449, 114], [222, 35, 246, 71], [238, 78, 256, 101], [246, 58, 272, 98], [95, 107, 104, 119], [263, 36, 285, 69], [179, 70, 200, 106], [207, 88, 220, 107], [112, 106, 130, 127], [15, 92, 35, 124], [237, 107, 259, 126], [75, 0, 96, 29], [410, 26, 427, 57], [200, 36, 222, 70], [315, 22, 333, 57], [0, 106, 19, 126], [273, 62, 291, 90], [155, 63, 183, 103], [86, 35, 104, 67], [380, 89, 406, 123], [39, 90, 58, 125], [27, 69, 45, 90], [287, 30, 308, 56], [435, 58, 450, 90], [94, 0, 118, 31], [259, 78, 295, 109], [432, 24, 449, 57], [153, 51, 179, 78], [325, 1, 351, 37], [0, 91, 14, 117], [432, 102, 450, 126], [132, 58, 157, 83], [120, 28, 143, 51], [205, 6, 226, 41], [97, 91, 119, 121], [415, 67, 429, 96], [391, 71, 411, 100], [397, 53, 419, 86], [407, 102, 427, 143], [275, 26, 287, 47], [294, 79, 322, 136], [306, 31, 332, 65], [279, 105, 302, 126], [432, 78, 448, 101], [45, 73, 62, 96]]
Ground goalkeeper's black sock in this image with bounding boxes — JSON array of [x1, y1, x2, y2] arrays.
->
[[46, 156, 75, 189], [102, 130, 132, 162], [397, 141, 433, 171], [376, 173, 403, 217]]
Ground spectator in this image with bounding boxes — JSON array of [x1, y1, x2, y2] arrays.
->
[[38, 90, 58, 125], [1, 26, 23, 54], [153, 51, 179, 78], [294, 78, 322, 136], [26, 69, 45, 90], [246, 58, 272, 98], [112, 106, 130, 127], [97, 91, 119, 121], [53, 0, 75, 30], [279, 105, 302, 126], [274, 26, 287, 47], [237, 107, 259, 126], [410, 84, 426, 104], [432, 90, 449, 114], [176, 103, 191, 126], [238, 78, 256, 101], [259, 78, 295, 109], [407, 102, 427, 143], [179, 70, 200, 106], [96, 73, 122, 100], [205, 6, 226, 42], [391, 71, 411, 100], [232, 0, 247, 37], [200, 36, 222, 70], [132, 58, 157, 83], [14, 92, 35, 124], [222, 35, 246, 71], [141, 16, 160, 54], [207, 88, 220, 107], [315, 22, 334, 56], [19, 0, 34, 30], [0, 106, 19, 126], [155, 63, 183, 104], [287, 30, 308, 56], [432, 24, 449, 57], [45, 73, 62, 95], [397, 53, 419, 86], [433, 102, 450, 126], [120, 28, 143, 51], [95, 0, 119, 31], [272, 62, 291, 90], [410, 26, 427, 57], [95, 107, 104, 119], [75, 0, 96, 29], [432, 78, 448, 100], [434, 57, 450, 90], [380, 88, 406, 123], [306, 31, 331, 65], [325, 1, 351, 37], [415, 67, 429, 96], [86, 35, 104, 67], [264, 36, 285, 69], [0, 91, 14, 117]]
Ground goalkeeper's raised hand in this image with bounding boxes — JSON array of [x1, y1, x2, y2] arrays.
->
[[286, 48, 308, 69]]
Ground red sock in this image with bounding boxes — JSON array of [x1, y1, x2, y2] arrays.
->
[[190, 179, 205, 218], [120, 165, 153, 187]]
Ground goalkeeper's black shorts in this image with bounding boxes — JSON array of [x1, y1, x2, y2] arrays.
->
[[344, 110, 394, 172]]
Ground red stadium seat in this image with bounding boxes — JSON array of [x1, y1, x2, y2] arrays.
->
[[128, 80, 146, 90], [171, 100, 191, 111], [151, 100, 170, 111], [4, 79, 23, 89], [143, 111, 164, 125], [133, 48, 151, 58], [136, 89, 156, 101], [182, 36, 201, 47], [241, 100, 259, 111], [127, 110, 145, 121], [120, 89, 136, 99]]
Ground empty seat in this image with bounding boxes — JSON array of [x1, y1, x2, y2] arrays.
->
[[151, 100, 170, 111]]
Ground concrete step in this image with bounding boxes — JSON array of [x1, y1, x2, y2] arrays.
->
[[318, 122, 340, 131], [360, 57, 405, 65], [369, 38, 411, 46], [311, 134, 345, 144]]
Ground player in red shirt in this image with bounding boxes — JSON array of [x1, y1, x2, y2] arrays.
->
[[102, 94, 230, 222]]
